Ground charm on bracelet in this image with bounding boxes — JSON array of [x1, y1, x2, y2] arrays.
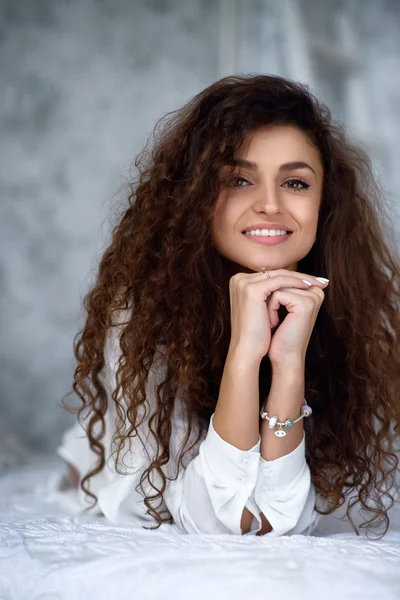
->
[[260, 398, 312, 437]]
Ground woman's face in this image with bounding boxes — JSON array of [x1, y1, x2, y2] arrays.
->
[[211, 124, 324, 275]]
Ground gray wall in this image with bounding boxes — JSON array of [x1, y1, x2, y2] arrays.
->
[[1, 0, 399, 453]]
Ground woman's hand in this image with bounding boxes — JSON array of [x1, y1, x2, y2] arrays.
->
[[266, 271, 328, 366], [228, 269, 329, 364]]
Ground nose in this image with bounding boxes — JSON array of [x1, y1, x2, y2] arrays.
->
[[253, 183, 283, 214]]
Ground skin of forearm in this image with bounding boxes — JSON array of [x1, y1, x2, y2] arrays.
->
[[213, 346, 262, 451], [260, 361, 305, 461], [256, 361, 305, 535], [213, 345, 263, 535]]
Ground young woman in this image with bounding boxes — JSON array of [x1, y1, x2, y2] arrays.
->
[[55, 74, 400, 538]]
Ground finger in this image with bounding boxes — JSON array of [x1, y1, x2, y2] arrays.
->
[[251, 275, 320, 296], [259, 276, 318, 306], [230, 273, 327, 310], [231, 274, 312, 298], [277, 286, 326, 300], [256, 269, 329, 287], [268, 287, 324, 326]]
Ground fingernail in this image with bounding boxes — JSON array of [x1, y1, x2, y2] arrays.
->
[[315, 277, 329, 284], [302, 279, 312, 286]]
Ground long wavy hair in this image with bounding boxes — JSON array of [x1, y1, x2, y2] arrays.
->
[[62, 74, 400, 539]]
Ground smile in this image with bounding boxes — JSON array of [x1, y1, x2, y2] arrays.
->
[[242, 232, 293, 246]]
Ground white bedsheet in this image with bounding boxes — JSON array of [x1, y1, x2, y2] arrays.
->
[[0, 457, 399, 600]]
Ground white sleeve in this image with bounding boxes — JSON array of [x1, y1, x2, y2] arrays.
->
[[164, 412, 262, 535], [53, 311, 318, 536], [53, 316, 264, 535], [252, 433, 320, 536]]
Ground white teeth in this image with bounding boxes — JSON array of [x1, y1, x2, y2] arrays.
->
[[245, 229, 289, 236]]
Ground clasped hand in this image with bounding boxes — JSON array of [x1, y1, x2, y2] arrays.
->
[[228, 269, 329, 366]]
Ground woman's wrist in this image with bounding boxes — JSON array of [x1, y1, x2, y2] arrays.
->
[[270, 356, 305, 379], [227, 343, 264, 370], [260, 366, 305, 460], [262, 363, 305, 428]]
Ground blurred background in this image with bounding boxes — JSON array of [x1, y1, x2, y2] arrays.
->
[[1, 0, 399, 461]]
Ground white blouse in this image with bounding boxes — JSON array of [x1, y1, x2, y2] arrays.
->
[[55, 313, 321, 537]]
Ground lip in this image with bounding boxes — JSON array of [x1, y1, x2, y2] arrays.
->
[[241, 223, 293, 233], [242, 232, 293, 246]]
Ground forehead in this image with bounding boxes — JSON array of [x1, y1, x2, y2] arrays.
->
[[240, 124, 322, 165]]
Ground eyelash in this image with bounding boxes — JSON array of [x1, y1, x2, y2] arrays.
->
[[230, 176, 310, 192]]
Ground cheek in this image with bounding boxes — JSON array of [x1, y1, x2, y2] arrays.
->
[[211, 192, 243, 241]]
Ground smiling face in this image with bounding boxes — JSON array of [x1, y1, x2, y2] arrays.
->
[[210, 124, 324, 275]]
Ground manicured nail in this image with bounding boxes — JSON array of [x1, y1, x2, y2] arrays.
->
[[302, 279, 312, 286], [315, 277, 329, 284]]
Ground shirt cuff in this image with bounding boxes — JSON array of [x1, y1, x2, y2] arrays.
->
[[257, 432, 306, 490], [254, 433, 311, 536], [200, 413, 261, 489]]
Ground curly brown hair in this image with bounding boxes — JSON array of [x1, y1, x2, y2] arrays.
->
[[62, 74, 400, 539]]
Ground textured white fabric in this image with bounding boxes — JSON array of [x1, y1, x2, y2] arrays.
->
[[2, 459, 400, 600], [53, 313, 319, 537]]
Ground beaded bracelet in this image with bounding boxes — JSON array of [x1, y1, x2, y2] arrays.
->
[[260, 398, 312, 437]]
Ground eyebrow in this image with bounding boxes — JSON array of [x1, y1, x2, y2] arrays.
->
[[231, 158, 316, 175]]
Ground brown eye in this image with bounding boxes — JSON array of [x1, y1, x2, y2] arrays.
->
[[284, 178, 310, 192], [230, 177, 251, 188]]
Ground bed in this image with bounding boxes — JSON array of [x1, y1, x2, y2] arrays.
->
[[0, 455, 399, 600]]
